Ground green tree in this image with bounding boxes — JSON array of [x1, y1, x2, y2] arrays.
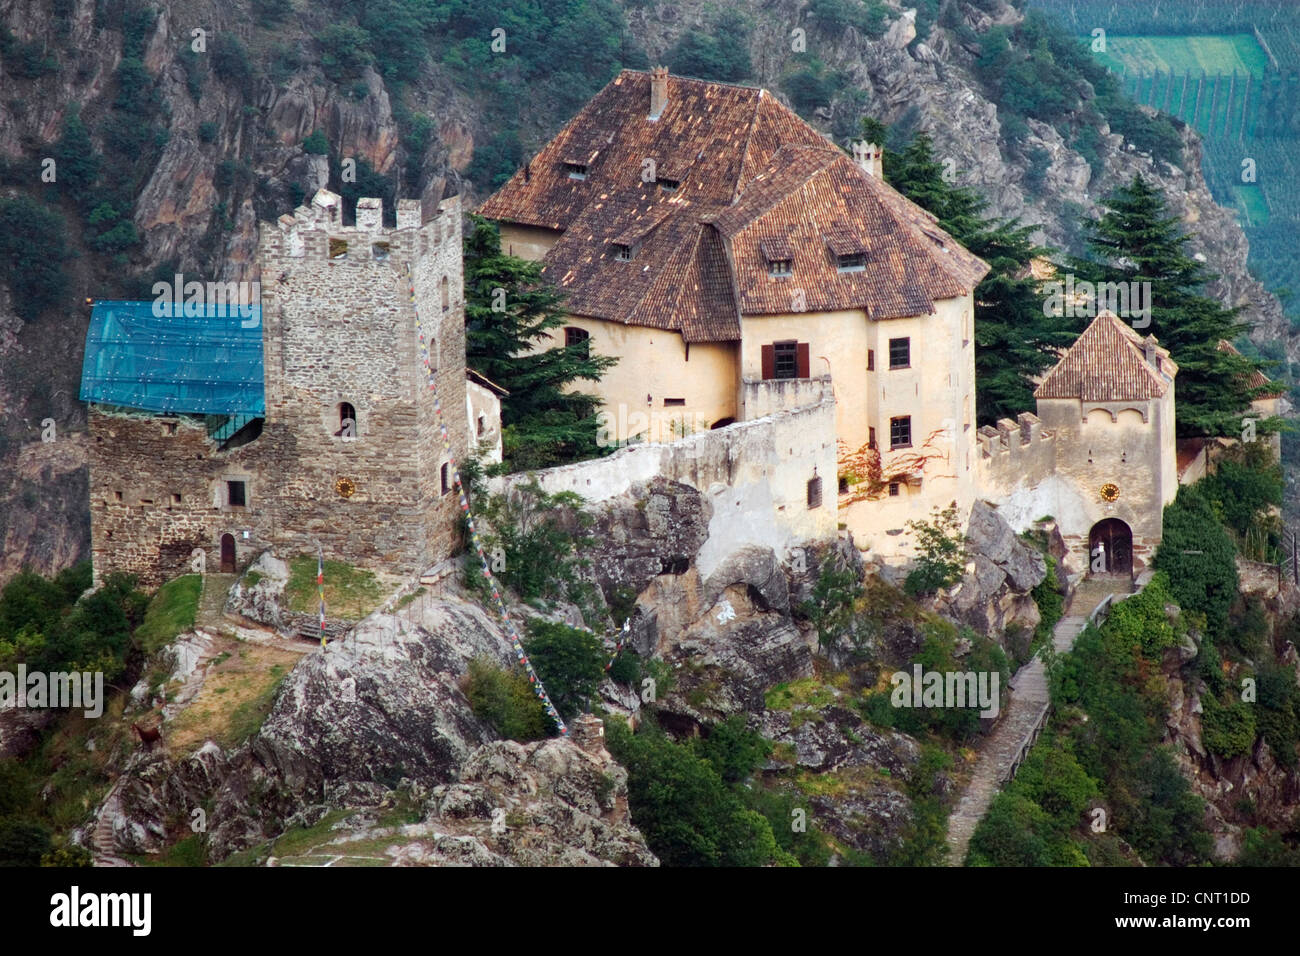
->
[[522, 620, 608, 721], [904, 502, 966, 596], [604, 717, 790, 866], [1071, 175, 1276, 438], [463, 215, 616, 468], [1153, 486, 1239, 636], [665, 9, 752, 82]]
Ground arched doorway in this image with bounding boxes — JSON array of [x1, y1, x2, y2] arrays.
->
[[1088, 518, 1132, 576], [220, 534, 236, 573]]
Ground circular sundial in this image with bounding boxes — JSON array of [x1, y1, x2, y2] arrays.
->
[[335, 476, 357, 498]]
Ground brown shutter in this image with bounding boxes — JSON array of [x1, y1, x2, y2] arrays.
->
[[796, 342, 810, 378], [761, 344, 775, 380]]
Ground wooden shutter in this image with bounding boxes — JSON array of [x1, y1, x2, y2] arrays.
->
[[796, 342, 810, 378], [761, 344, 775, 380]]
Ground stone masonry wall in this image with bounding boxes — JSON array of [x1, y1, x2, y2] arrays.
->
[[88, 191, 468, 587]]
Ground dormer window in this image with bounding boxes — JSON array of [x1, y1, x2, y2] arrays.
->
[[825, 228, 867, 272], [613, 242, 632, 262], [565, 163, 588, 180], [759, 237, 794, 279]]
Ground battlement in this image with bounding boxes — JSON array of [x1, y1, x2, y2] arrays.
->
[[977, 412, 1054, 459], [259, 189, 461, 263]]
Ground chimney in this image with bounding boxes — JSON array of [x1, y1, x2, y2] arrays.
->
[[649, 66, 669, 120], [853, 141, 883, 179], [1143, 335, 1160, 368]]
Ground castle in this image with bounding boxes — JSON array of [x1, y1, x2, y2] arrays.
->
[[84, 70, 1273, 592], [80, 192, 472, 587]]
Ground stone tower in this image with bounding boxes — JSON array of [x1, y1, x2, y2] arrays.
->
[[256, 189, 468, 571]]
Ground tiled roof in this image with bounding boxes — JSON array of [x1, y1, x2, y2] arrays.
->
[[1035, 311, 1177, 402], [478, 70, 990, 340], [1217, 339, 1285, 397]]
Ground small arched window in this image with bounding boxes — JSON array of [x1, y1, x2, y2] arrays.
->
[[440, 275, 450, 312], [337, 402, 356, 438], [565, 326, 590, 360]]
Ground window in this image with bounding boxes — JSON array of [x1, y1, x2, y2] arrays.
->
[[890, 416, 911, 449], [440, 463, 450, 495], [440, 275, 450, 312], [836, 252, 865, 272], [565, 326, 590, 360], [867, 349, 874, 371], [762, 341, 809, 380], [564, 162, 587, 180], [774, 342, 797, 379], [162, 421, 177, 436], [227, 480, 247, 508], [114, 490, 123, 502], [807, 476, 822, 509], [664, 398, 686, 407], [889, 482, 900, 496], [328, 238, 348, 259], [337, 402, 356, 438], [372, 242, 391, 261], [171, 493, 182, 505], [768, 258, 792, 278], [613, 243, 632, 262], [658, 178, 679, 192], [889, 337, 910, 369], [868, 427, 877, 450], [139, 497, 154, 505], [477, 415, 485, 437], [838, 476, 849, 495]]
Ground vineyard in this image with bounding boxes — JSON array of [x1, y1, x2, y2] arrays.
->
[[1029, 0, 1300, 328]]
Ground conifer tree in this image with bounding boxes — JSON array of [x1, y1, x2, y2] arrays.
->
[[463, 215, 616, 469], [1070, 175, 1276, 438]]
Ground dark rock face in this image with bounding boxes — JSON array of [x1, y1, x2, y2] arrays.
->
[[205, 602, 506, 857], [936, 501, 1047, 639], [584, 477, 711, 609]]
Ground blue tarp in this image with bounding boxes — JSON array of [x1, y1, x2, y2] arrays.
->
[[79, 300, 265, 415]]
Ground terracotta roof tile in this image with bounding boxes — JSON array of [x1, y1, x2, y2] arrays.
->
[[479, 70, 990, 338], [1035, 311, 1177, 402]]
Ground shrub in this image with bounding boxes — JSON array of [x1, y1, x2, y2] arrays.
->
[[464, 657, 550, 741], [1201, 694, 1257, 759], [301, 129, 329, 155], [604, 716, 790, 866], [0, 819, 52, 866], [318, 24, 374, 83], [692, 715, 771, 785], [1154, 487, 1239, 635], [198, 121, 218, 144], [521, 620, 607, 720], [797, 563, 863, 649], [904, 502, 965, 596]]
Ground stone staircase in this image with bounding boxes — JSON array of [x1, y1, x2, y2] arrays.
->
[[90, 778, 131, 867], [196, 573, 237, 631], [944, 576, 1133, 865]]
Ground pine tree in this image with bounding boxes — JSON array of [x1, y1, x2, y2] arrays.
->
[[872, 126, 1073, 424], [1070, 175, 1276, 438], [463, 215, 617, 470]]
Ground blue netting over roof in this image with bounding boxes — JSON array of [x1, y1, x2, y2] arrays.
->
[[79, 300, 265, 415]]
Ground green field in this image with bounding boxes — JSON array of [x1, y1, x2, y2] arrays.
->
[[1093, 34, 1268, 76], [1230, 186, 1270, 227]]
